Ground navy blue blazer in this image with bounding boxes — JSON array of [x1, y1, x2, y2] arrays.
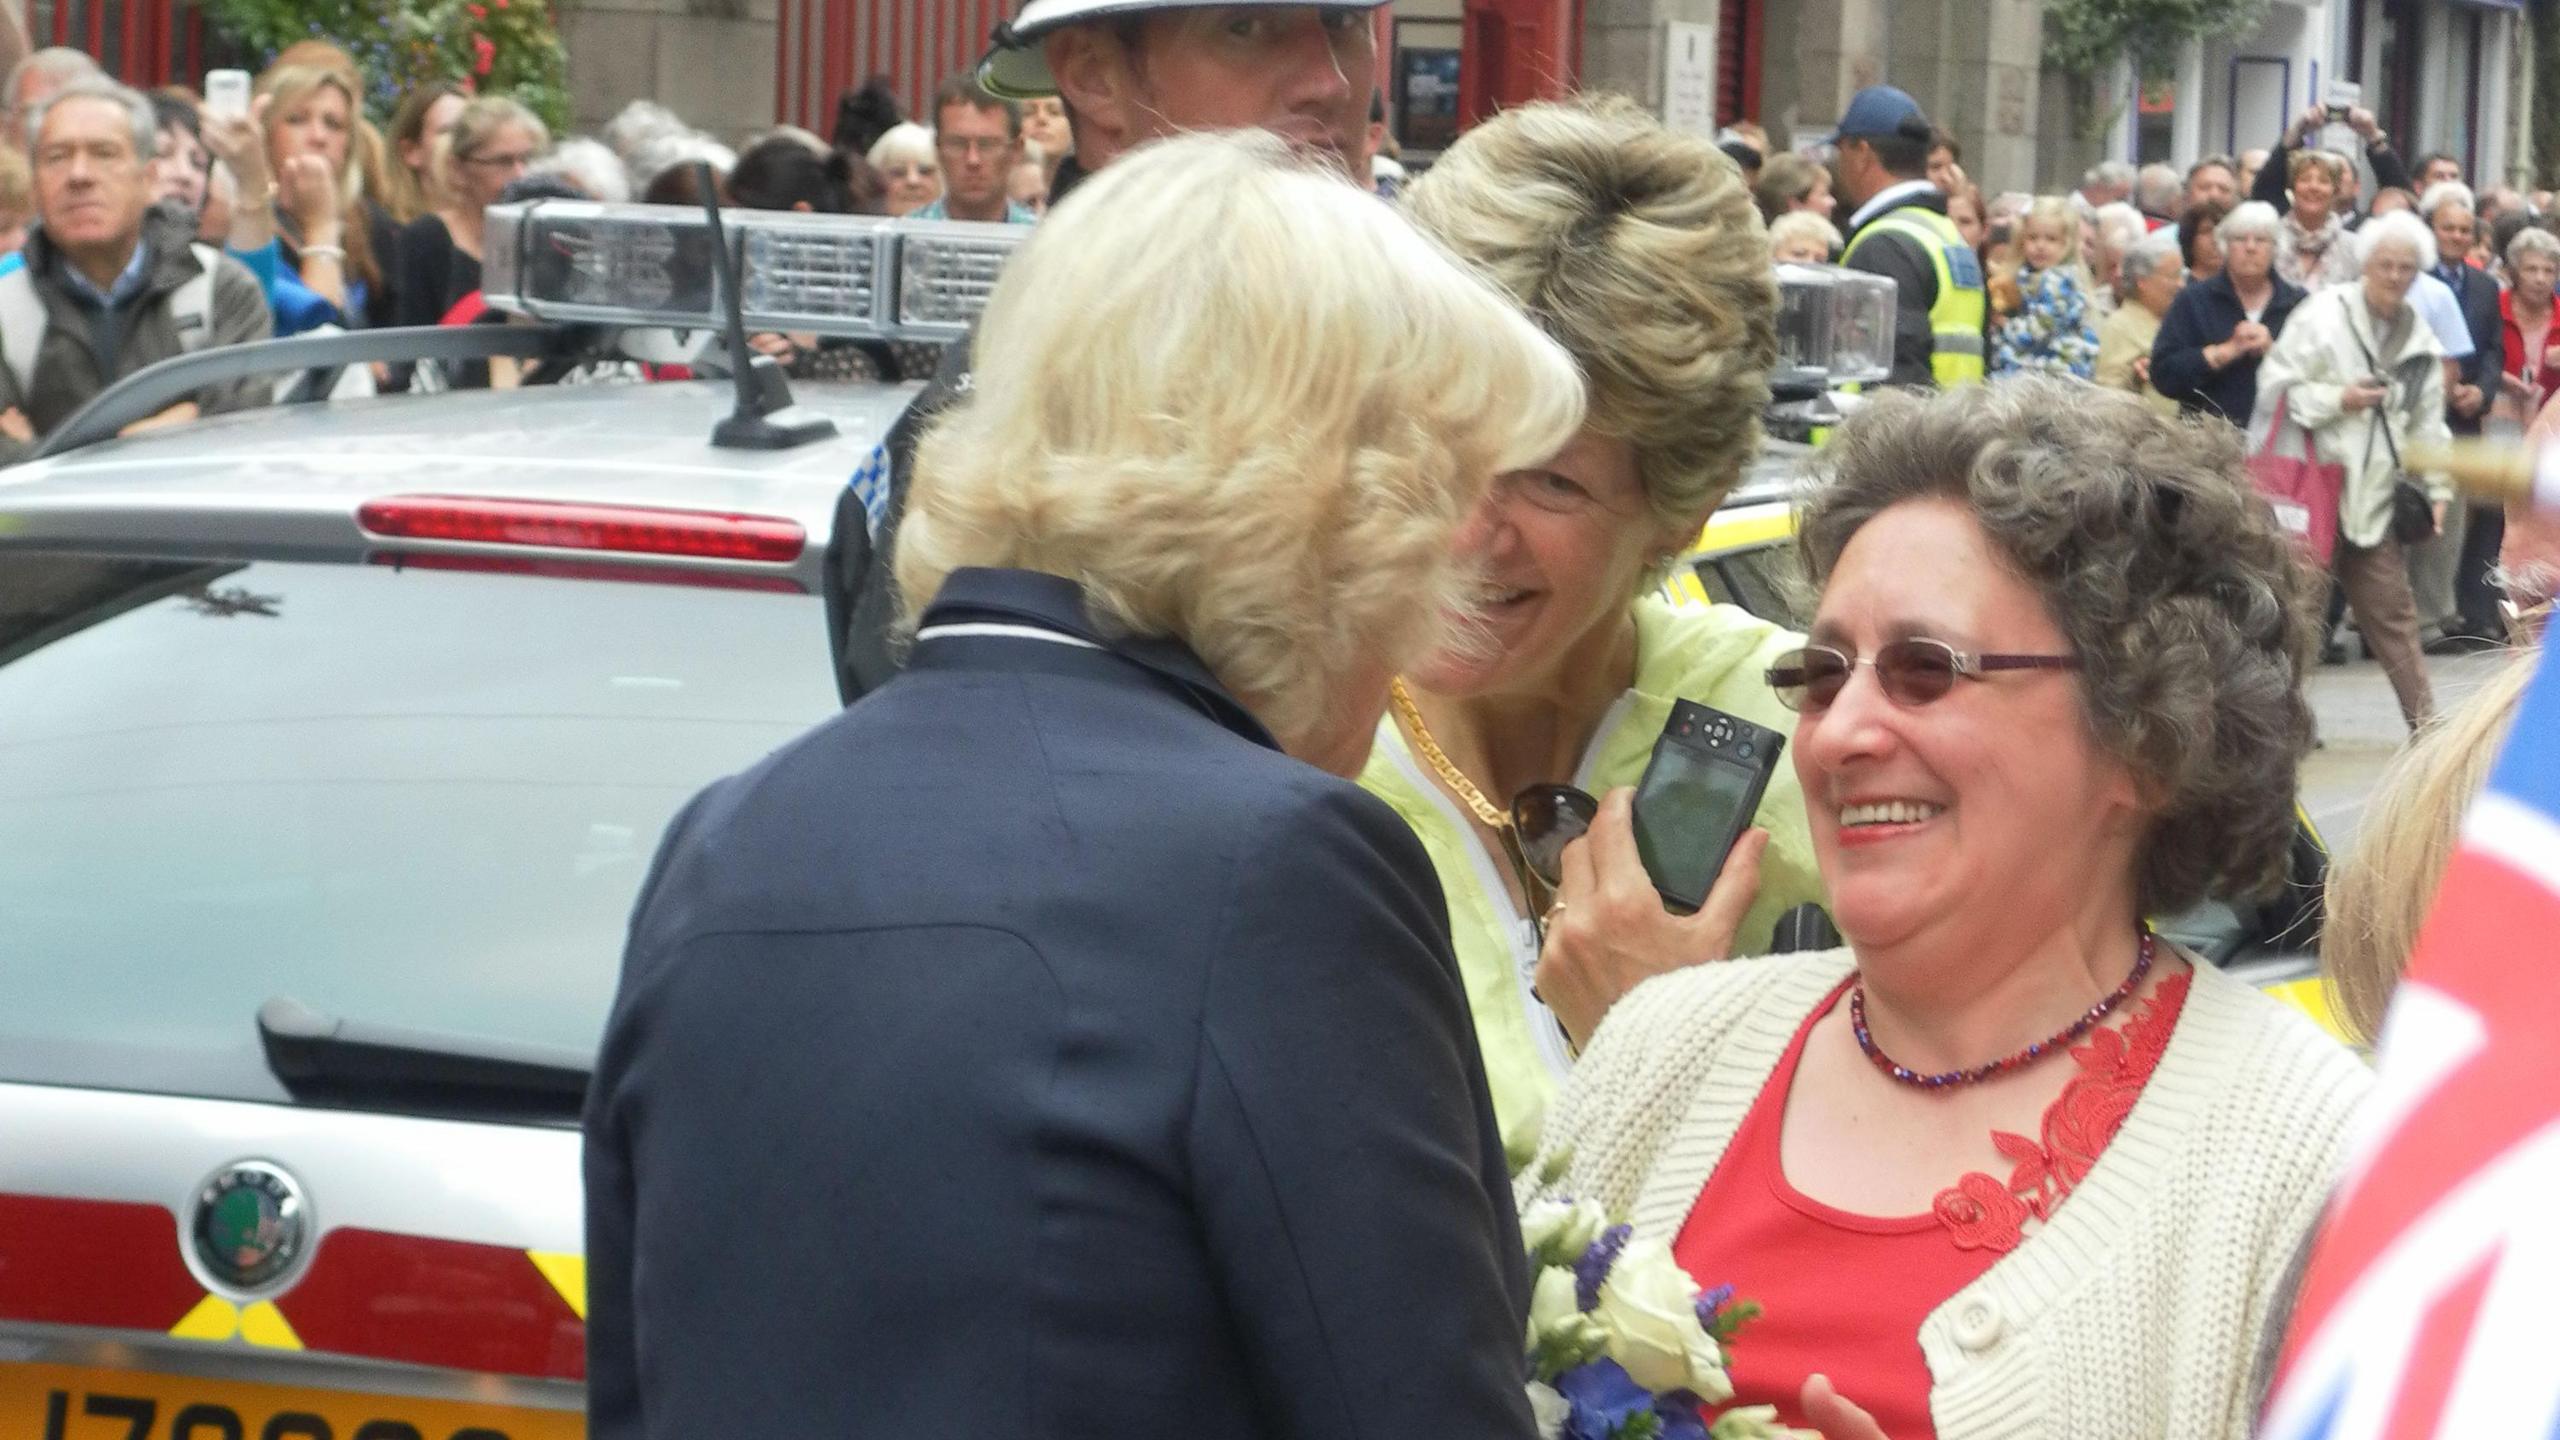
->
[[2151, 269, 2309, 426], [585, 567, 1535, 1439], [2438, 262, 2504, 436]]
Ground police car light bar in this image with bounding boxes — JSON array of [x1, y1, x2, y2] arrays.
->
[[479, 201, 1890, 388], [1772, 263, 1897, 391], [480, 200, 1030, 341]]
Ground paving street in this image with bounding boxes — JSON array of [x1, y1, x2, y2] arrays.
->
[[2302, 646, 2521, 859]]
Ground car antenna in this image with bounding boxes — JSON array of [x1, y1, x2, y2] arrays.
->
[[695, 160, 839, 450]]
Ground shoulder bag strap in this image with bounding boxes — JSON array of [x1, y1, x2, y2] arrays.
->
[[0, 264, 46, 396], [2341, 304, 2406, 473], [171, 244, 222, 353]]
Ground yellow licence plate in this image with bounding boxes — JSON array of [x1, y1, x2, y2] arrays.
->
[[2, 1361, 583, 1440]]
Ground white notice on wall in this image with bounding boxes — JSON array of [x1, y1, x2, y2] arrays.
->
[[1662, 20, 1717, 137]]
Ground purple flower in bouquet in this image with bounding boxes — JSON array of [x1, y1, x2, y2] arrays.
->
[[1573, 1223, 1633, 1311]]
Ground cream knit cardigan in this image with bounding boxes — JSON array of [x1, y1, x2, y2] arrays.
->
[[1534, 949, 2372, 1440]]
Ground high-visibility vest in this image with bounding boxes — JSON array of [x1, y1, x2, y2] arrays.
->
[[1842, 205, 1988, 388]]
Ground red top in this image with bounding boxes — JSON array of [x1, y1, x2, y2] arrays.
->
[[2501, 286, 2560, 418], [1673, 970, 2191, 1437]]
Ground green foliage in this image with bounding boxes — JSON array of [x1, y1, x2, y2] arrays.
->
[[1701, 1297, 1763, 1345], [1613, 1411, 1665, 1440], [198, 0, 569, 132], [2043, 0, 2274, 85]]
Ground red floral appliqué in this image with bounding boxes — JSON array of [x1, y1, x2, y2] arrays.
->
[[1929, 971, 2191, 1254], [1933, 1171, 2032, 1252]]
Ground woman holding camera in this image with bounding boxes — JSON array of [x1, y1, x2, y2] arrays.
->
[[2252, 210, 2454, 732], [1359, 98, 1826, 1165], [1535, 379, 2369, 1439]]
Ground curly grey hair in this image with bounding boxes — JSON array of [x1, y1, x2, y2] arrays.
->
[[1797, 378, 2320, 915]]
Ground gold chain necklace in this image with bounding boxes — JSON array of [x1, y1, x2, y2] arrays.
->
[[1387, 677, 1510, 830]]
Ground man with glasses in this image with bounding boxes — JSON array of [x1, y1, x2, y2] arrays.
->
[[913, 75, 1035, 225], [836, 0, 1388, 697]]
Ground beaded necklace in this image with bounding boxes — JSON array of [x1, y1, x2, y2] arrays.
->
[[1850, 930, 2157, 1091]]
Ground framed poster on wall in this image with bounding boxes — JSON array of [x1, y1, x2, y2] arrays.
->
[[1397, 45, 1462, 154]]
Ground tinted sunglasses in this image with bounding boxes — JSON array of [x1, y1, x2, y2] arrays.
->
[[1765, 638, 2080, 712], [1497, 784, 1599, 950]]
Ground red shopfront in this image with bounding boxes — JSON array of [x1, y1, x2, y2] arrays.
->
[[17, 0, 221, 90], [774, 0, 1762, 144]]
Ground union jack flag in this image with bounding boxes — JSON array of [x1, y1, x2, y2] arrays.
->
[[2264, 648, 2560, 1440]]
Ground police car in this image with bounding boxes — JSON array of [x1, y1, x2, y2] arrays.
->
[[0, 197, 1012, 1440]]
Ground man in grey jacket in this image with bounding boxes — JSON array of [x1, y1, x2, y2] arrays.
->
[[1, 77, 269, 465]]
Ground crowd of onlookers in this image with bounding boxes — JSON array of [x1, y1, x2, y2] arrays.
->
[[0, 38, 1149, 459], [1, 36, 2550, 704], [1742, 105, 2558, 728]]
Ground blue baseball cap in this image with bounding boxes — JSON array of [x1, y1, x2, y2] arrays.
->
[[1830, 85, 1933, 144]]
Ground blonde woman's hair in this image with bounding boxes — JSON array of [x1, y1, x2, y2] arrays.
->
[[1401, 96, 1778, 570], [2323, 652, 2536, 1046], [458, 95, 550, 157], [896, 131, 1584, 747], [2022, 194, 2085, 270], [258, 64, 380, 289], [1767, 210, 1841, 262], [0, 140, 30, 216]]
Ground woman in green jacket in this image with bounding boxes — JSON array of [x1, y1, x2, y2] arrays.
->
[[1362, 97, 1825, 1163]]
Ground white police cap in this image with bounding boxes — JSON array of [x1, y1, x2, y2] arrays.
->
[[977, 0, 1388, 100]]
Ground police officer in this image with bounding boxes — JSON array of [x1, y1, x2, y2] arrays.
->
[[835, 0, 1387, 697], [1831, 85, 1985, 390]]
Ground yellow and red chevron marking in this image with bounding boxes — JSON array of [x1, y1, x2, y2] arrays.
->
[[0, 1193, 585, 1380]]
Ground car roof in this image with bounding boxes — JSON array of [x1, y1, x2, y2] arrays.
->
[[0, 380, 920, 586]]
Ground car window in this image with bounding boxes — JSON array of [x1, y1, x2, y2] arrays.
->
[[0, 553, 840, 1105], [1712, 544, 1812, 629]]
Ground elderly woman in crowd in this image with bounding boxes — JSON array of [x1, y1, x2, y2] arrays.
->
[[1769, 210, 1841, 266], [1534, 379, 2368, 1439], [1362, 97, 1825, 1165], [586, 131, 1586, 1437], [2500, 226, 2560, 420], [2277, 150, 2360, 289], [2253, 211, 2454, 732], [2096, 230, 2183, 413], [866, 121, 940, 216], [2153, 200, 2305, 424], [1752, 150, 1833, 226], [2088, 201, 2148, 310]]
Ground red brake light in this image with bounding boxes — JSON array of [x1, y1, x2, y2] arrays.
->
[[357, 496, 806, 563]]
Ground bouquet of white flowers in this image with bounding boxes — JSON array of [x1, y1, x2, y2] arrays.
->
[[1517, 1194, 1801, 1440]]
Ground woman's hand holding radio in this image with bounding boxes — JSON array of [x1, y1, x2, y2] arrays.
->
[[1534, 786, 1767, 1050]]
